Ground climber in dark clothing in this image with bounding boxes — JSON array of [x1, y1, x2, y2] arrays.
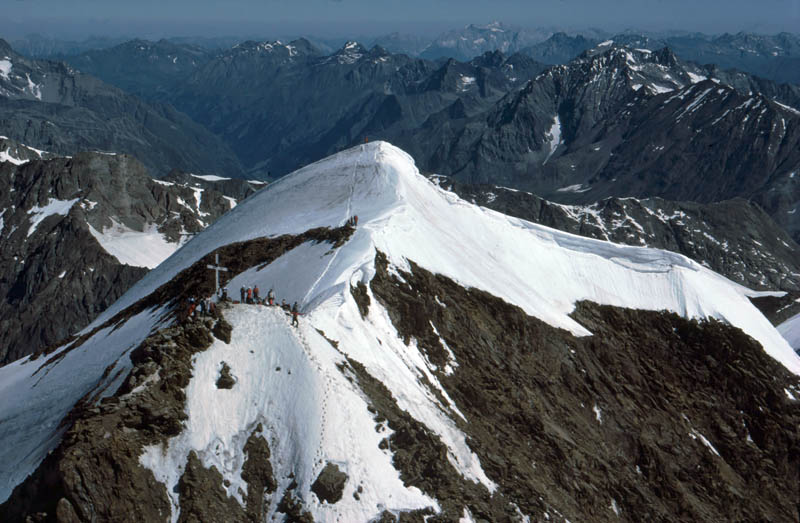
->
[[240, 286, 246, 303], [291, 302, 299, 327]]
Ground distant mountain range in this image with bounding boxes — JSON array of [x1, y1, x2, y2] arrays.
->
[[4, 32, 799, 245], [39, 34, 799, 243], [0, 39, 243, 177], [21, 25, 800, 85]]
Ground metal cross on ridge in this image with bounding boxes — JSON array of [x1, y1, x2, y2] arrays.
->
[[206, 253, 229, 294]]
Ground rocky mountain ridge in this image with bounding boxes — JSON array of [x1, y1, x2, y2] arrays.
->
[[393, 45, 800, 243], [0, 147, 261, 365], [165, 39, 546, 178], [62, 38, 216, 100]]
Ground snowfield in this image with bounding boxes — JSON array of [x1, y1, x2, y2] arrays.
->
[[1, 141, 799, 517], [88, 219, 185, 269]]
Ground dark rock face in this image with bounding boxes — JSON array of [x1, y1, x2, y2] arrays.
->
[[178, 451, 249, 523], [212, 316, 233, 344], [0, 39, 242, 177], [361, 250, 800, 522], [440, 178, 800, 292], [310, 463, 348, 504], [0, 152, 253, 366], [404, 48, 800, 242], [241, 424, 278, 517], [750, 291, 800, 327], [277, 482, 314, 523]]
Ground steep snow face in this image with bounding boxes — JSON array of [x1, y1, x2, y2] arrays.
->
[[94, 141, 800, 375], [0, 307, 166, 502]]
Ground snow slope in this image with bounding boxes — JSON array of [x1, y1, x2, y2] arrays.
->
[[93, 141, 799, 374], [141, 305, 439, 522], [0, 307, 167, 502], [778, 312, 800, 351], [2, 141, 799, 514]]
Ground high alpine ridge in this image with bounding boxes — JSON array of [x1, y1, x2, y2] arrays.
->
[[1, 142, 799, 522], [0, 145, 260, 365]]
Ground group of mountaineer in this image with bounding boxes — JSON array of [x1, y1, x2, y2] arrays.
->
[[238, 284, 300, 326], [184, 285, 300, 327]]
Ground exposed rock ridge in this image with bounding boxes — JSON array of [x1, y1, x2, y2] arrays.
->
[[361, 250, 800, 522]]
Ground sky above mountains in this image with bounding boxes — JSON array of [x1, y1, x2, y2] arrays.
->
[[2, 0, 799, 38]]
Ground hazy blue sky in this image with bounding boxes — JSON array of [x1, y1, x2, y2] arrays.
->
[[3, 0, 799, 39]]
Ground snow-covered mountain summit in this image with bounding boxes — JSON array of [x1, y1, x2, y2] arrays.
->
[[97, 141, 796, 364], [2, 141, 800, 521]]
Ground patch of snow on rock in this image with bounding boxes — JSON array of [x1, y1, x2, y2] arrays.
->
[[27, 198, 79, 237], [88, 219, 182, 268]]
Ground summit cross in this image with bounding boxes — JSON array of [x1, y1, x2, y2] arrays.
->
[[206, 253, 229, 294]]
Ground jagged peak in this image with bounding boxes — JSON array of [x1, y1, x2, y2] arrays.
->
[[0, 38, 16, 58], [339, 40, 367, 54]]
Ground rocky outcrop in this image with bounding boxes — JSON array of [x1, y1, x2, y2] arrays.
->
[[359, 250, 800, 521], [215, 361, 236, 389], [441, 178, 800, 292], [310, 463, 348, 504]]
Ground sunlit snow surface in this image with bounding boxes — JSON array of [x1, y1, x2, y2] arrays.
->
[[94, 141, 799, 375], [2, 141, 799, 514]]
